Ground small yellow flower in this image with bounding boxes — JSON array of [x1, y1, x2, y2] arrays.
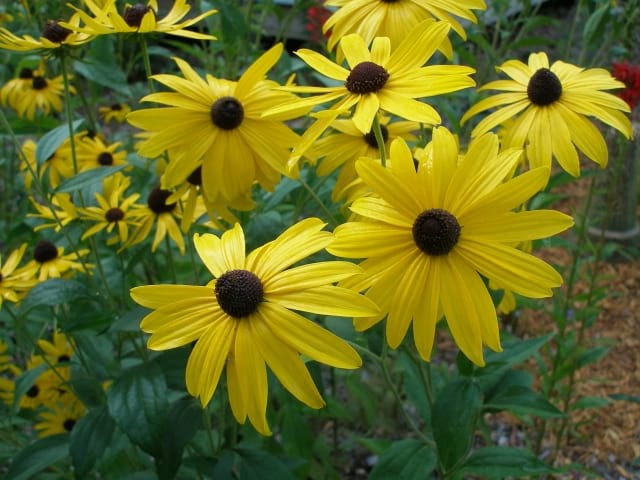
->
[[99, 102, 131, 123], [0, 14, 93, 52], [0, 244, 37, 308], [23, 240, 91, 281]]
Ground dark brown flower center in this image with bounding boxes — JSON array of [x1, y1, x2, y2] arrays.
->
[[346, 61, 389, 94], [41, 20, 72, 43], [215, 269, 264, 318], [97, 152, 114, 165], [147, 187, 176, 214], [63, 419, 76, 431], [19, 68, 34, 79], [210, 97, 244, 130], [527, 68, 563, 106], [123, 4, 154, 28], [34, 240, 59, 263], [32, 76, 48, 90], [57, 354, 71, 363], [412, 209, 461, 256], [105, 207, 125, 222], [27, 385, 40, 398], [187, 166, 202, 186], [363, 124, 389, 148], [110, 103, 123, 111]]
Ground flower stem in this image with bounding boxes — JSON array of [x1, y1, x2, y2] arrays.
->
[[372, 115, 386, 167], [298, 175, 339, 227]]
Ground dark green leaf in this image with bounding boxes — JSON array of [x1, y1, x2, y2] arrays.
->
[[583, 3, 610, 46], [609, 393, 640, 403], [572, 395, 611, 410], [70, 406, 116, 477], [6, 434, 70, 480], [460, 447, 558, 478], [369, 439, 436, 480], [107, 362, 169, 457], [109, 306, 150, 333], [235, 445, 296, 480], [19, 278, 91, 313], [35, 120, 84, 166], [56, 165, 126, 193], [74, 60, 131, 96], [69, 371, 106, 407], [432, 378, 481, 471], [484, 385, 564, 418], [12, 363, 47, 412], [576, 346, 610, 368]]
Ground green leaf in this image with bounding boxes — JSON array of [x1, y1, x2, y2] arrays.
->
[[19, 278, 91, 313], [107, 362, 169, 457], [484, 385, 564, 418], [576, 345, 610, 368], [582, 2, 610, 46], [35, 120, 84, 166], [432, 378, 481, 471], [69, 371, 107, 407], [156, 396, 203, 480], [56, 165, 126, 193], [572, 395, 612, 410], [235, 445, 297, 480], [610, 393, 640, 403], [12, 363, 47, 412], [460, 447, 558, 478], [74, 59, 131, 96], [6, 434, 70, 480], [369, 439, 436, 480], [109, 306, 150, 333], [70, 406, 116, 477]]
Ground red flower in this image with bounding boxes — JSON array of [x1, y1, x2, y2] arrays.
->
[[305, 5, 331, 42], [612, 61, 640, 110]]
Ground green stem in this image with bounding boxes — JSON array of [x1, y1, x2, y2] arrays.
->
[[371, 115, 386, 167], [298, 175, 339, 227], [139, 35, 155, 93], [59, 50, 80, 175], [165, 234, 178, 284]]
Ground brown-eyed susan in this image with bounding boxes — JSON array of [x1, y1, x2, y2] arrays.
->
[[1, 67, 39, 106], [127, 44, 305, 202], [328, 131, 574, 366], [67, 0, 217, 40], [309, 116, 418, 202], [123, 186, 187, 255], [78, 173, 143, 245], [264, 19, 475, 167], [0, 244, 37, 308], [22, 240, 90, 281], [131, 219, 379, 435], [72, 136, 128, 172], [323, 0, 486, 58], [461, 52, 633, 177], [20, 139, 75, 190], [35, 399, 85, 438], [99, 102, 130, 123], [0, 14, 93, 52], [37, 331, 74, 366], [9, 73, 70, 120]]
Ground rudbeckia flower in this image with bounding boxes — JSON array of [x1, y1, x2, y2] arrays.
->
[[99, 102, 131, 123], [37, 331, 74, 366], [323, 0, 486, 58], [265, 19, 475, 166], [461, 52, 633, 177], [28, 193, 79, 232], [328, 131, 574, 366], [0, 244, 37, 308], [127, 44, 305, 202], [131, 219, 379, 435], [66, 0, 217, 40], [23, 240, 90, 281], [8, 73, 70, 120], [35, 399, 85, 438], [1, 67, 38, 106], [0, 14, 93, 52], [72, 136, 128, 172]]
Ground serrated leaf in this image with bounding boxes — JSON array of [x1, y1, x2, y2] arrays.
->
[[19, 278, 91, 313], [107, 362, 169, 457], [70, 406, 115, 477], [6, 434, 70, 480], [35, 120, 84, 166], [460, 447, 558, 478], [484, 385, 564, 418], [369, 439, 436, 480], [56, 165, 126, 193], [432, 378, 481, 471]]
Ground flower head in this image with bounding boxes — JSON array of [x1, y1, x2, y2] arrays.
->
[[0, 244, 37, 308], [328, 131, 574, 366], [131, 219, 379, 435], [461, 52, 633, 177], [0, 14, 93, 52], [99, 102, 131, 123]]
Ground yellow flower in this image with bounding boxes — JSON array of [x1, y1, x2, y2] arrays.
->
[[99, 102, 131, 123], [28, 193, 79, 232], [78, 173, 143, 245], [1, 66, 40, 106], [20, 139, 74, 190], [35, 399, 85, 438], [0, 244, 37, 308], [265, 19, 475, 167], [323, 0, 486, 58], [72, 136, 128, 172], [0, 14, 93, 52], [461, 52, 633, 177], [131, 219, 379, 435], [67, 0, 217, 40], [8, 73, 70, 120], [127, 44, 305, 202], [24, 240, 90, 281], [309, 117, 418, 202], [328, 131, 574, 366], [37, 331, 74, 366]]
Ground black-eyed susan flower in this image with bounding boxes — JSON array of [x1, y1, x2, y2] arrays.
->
[[78, 173, 142, 245], [127, 44, 305, 202], [461, 52, 633, 177], [131, 219, 379, 435], [1, 67, 38, 106], [328, 131, 574, 366], [35, 399, 85, 437], [72, 136, 128, 172], [9, 73, 69, 120], [0, 14, 93, 52], [0, 244, 37, 308], [67, 0, 217, 40], [23, 240, 90, 281], [309, 117, 418, 202], [37, 331, 74, 366], [124, 187, 186, 254], [99, 102, 130, 123], [323, 0, 486, 58], [265, 19, 475, 166]]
